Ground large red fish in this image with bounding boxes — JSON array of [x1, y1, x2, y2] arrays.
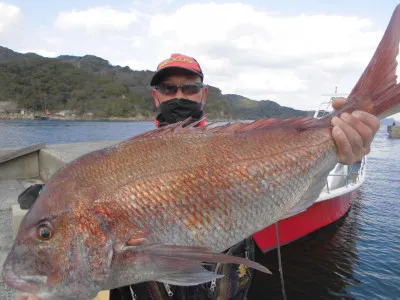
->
[[4, 5, 400, 300]]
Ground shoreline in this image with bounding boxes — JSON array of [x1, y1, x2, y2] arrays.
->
[[0, 113, 235, 123], [0, 113, 152, 122]]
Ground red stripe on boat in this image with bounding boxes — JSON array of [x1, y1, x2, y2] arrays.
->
[[252, 189, 359, 253]]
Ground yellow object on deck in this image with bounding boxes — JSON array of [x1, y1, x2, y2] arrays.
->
[[94, 290, 110, 300]]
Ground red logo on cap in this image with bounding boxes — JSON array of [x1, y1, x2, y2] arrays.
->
[[157, 53, 201, 73]]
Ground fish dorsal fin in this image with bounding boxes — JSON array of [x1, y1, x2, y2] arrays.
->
[[127, 116, 329, 142]]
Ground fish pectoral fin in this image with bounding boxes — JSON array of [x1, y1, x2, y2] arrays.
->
[[142, 243, 272, 275], [157, 266, 224, 286]]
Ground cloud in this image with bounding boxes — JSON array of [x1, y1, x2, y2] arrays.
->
[[0, 2, 21, 33], [55, 6, 138, 33], [146, 3, 383, 109]]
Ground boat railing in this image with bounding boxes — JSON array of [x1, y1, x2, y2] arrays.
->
[[324, 156, 366, 193]]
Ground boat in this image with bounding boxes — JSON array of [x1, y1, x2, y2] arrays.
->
[[252, 92, 367, 252], [33, 108, 51, 120], [33, 115, 49, 120], [253, 159, 365, 252]]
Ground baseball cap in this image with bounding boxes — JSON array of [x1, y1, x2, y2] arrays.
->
[[150, 53, 204, 86]]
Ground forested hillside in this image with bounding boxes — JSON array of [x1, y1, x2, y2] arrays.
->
[[0, 46, 311, 120]]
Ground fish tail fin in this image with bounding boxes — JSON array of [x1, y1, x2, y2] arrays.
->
[[330, 4, 400, 120]]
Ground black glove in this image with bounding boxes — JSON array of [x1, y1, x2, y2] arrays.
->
[[18, 184, 44, 209]]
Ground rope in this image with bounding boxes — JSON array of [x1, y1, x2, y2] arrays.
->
[[275, 222, 287, 300]]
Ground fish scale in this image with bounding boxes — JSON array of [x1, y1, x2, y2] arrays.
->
[[88, 128, 336, 253], [94, 128, 332, 253]]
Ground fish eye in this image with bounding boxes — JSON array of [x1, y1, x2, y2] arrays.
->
[[37, 223, 53, 240]]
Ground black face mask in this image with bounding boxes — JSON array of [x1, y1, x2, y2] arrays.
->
[[158, 98, 203, 126]]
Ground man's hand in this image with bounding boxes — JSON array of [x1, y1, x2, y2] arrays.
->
[[331, 97, 380, 164]]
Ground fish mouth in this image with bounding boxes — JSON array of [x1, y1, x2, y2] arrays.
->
[[2, 258, 43, 294]]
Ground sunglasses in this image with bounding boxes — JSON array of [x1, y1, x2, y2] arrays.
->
[[156, 83, 204, 96]]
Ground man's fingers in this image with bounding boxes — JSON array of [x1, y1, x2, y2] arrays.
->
[[352, 111, 381, 133], [331, 118, 354, 163], [330, 96, 380, 164], [333, 115, 364, 152], [341, 112, 374, 150]]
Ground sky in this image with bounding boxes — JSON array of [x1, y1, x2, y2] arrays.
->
[[1, 0, 400, 118]]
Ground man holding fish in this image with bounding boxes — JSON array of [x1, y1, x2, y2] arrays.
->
[[107, 53, 380, 300], [15, 51, 380, 300], [15, 4, 400, 298]]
